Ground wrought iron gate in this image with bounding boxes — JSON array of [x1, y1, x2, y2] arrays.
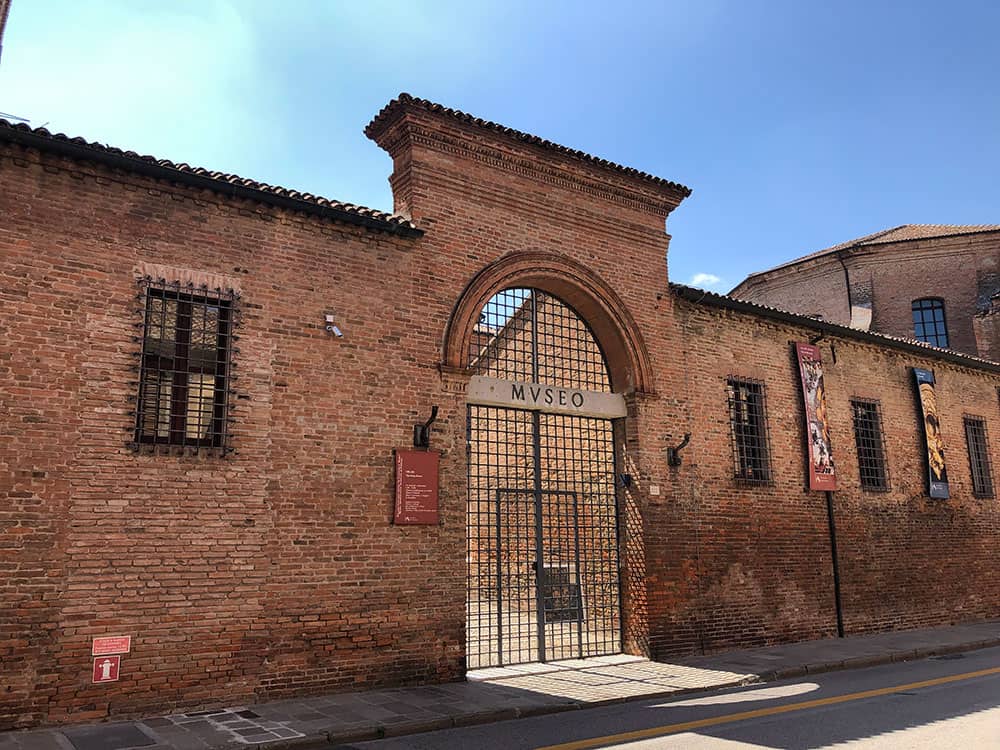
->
[[466, 288, 621, 669]]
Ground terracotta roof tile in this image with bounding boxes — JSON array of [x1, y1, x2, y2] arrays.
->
[[739, 223, 1000, 283], [0, 118, 422, 237], [365, 93, 692, 197], [673, 283, 1000, 371]]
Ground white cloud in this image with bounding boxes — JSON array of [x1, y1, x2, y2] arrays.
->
[[689, 272, 725, 290]]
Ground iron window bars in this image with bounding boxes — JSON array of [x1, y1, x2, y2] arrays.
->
[[726, 377, 772, 484], [912, 298, 949, 348], [132, 278, 239, 454], [851, 398, 890, 491], [963, 415, 994, 498]]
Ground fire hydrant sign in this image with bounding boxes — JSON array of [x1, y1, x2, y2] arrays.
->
[[394, 450, 440, 525], [92, 635, 131, 656], [93, 655, 121, 683]]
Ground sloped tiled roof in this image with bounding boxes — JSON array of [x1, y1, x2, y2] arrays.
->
[[737, 224, 1000, 287], [0, 118, 422, 237], [365, 93, 692, 197], [673, 283, 1000, 372]]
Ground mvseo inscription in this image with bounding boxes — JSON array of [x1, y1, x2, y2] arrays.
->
[[467, 376, 627, 419], [511, 382, 586, 410]]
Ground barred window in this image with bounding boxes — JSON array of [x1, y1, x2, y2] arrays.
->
[[963, 416, 994, 498], [851, 399, 890, 491], [134, 280, 237, 452], [912, 298, 949, 348], [726, 377, 772, 484]]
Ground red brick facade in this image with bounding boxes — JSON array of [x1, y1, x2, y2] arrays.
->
[[2, 97, 999, 729], [731, 227, 1000, 357]]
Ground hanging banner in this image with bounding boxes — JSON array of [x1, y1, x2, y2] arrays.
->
[[913, 368, 949, 499], [795, 343, 837, 491]]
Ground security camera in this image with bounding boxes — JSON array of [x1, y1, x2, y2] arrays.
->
[[326, 324, 343, 338]]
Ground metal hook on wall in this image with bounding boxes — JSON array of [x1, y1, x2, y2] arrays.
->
[[667, 433, 691, 467], [413, 406, 439, 449]]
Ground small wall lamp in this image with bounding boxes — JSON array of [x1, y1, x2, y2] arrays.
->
[[324, 312, 343, 338]]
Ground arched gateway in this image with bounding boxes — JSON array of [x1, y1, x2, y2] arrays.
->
[[465, 287, 626, 668]]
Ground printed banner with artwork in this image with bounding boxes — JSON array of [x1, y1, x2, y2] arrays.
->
[[913, 368, 950, 499], [795, 343, 837, 491]]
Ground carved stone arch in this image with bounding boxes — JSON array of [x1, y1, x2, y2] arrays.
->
[[444, 250, 655, 395]]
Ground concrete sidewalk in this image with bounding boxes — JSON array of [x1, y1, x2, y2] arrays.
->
[[3, 619, 998, 750]]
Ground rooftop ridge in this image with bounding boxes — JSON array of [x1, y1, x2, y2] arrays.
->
[[734, 223, 1000, 290], [365, 93, 692, 198], [0, 118, 422, 237], [675, 282, 1000, 372]]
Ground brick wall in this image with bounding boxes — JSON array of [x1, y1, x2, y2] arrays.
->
[[733, 235, 1000, 357], [2, 100, 1000, 729], [654, 299, 1000, 658]]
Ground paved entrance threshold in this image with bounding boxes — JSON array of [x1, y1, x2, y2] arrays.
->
[[2, 620, 998, 750], [468, 654, 753, 704]]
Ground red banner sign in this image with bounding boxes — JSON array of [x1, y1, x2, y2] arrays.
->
[[92, 635, 131, 656], [795, 343, 837, 491], [394, 450, 440, 525], [92, 655, 121, 683]]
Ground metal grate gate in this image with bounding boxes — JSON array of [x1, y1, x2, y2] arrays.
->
[[466, 288, 621, 669]]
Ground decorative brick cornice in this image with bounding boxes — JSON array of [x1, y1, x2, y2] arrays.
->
[[366, 94, 690, 218]]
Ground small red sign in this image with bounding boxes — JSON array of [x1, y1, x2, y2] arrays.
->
[[92, 635, 131, 656], [92, 655, 121, 683], [394, 450, 440, 525]]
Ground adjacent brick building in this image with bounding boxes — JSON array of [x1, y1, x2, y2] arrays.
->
[[2, 95, 998, 730], [730, 224, 1000, 358]]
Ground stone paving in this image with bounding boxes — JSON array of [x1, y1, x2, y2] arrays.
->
[[1, 619, 997, 750]]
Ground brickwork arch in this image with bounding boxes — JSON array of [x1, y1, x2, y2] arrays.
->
[[444, 251, 654, 394]]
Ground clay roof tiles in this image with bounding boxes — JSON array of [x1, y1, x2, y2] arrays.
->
[[673, 283, 1000, 372], [741, 223, 1000, 282], [365, 93, 692, 197], [0, 118, 422, 237]]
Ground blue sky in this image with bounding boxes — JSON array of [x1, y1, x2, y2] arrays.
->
[[3, 1, 999, 292]]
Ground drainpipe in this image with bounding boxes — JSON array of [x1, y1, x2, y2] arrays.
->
[[836, 251, 853, 325], [824, 490, 845, 637]]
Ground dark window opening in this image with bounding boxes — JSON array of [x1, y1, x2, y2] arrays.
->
[[851, 399, 890, 491], [964, 416, 994, 498], [727, 377, 772, 484], [134, 280, 238, 452], [912, 298, 949, 348]]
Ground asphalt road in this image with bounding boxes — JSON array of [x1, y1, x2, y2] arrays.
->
[[342, 646, 1000, 749]]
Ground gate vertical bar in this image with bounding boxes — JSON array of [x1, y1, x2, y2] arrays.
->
[[495, 488, 504, 665], [532, 411, 546, 662], [571, 490, 583, 658]]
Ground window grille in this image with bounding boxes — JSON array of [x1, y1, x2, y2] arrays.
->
[[851, 399, 890, 491], [726, 377, 772, 484], [132, 279, 238, 453], [468, 288, 611, 392], [963, 416, 994, 498], [911, 298, 949, 348]]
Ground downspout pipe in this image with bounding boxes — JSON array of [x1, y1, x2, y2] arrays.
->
[[825, 490, 845, 638], [836, 250, 853, 324]]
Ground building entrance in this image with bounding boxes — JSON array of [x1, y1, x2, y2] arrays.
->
[[465, 288, 623, 669]]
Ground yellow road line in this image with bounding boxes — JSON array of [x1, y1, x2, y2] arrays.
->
[[535, 665, 1000, 750]]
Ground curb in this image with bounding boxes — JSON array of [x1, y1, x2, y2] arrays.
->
[[312, 637, 1000, 748], [8, 638, 999, 750]]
